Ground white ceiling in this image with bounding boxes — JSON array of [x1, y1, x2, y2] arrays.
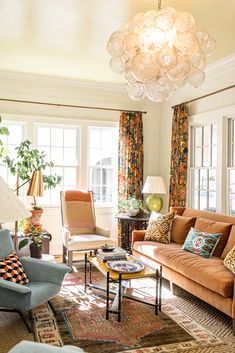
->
[[0, 0, 234, 84]]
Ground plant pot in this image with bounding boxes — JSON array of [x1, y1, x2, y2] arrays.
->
[[29, 243, 42, 259], [126, 209, 139, 217], [24, 209, 43, 233]]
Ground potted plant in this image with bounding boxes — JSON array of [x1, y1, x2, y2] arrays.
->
[[3, 139, 62, 231], [119, 196, 146, 217], [18, 226, 48, 258]]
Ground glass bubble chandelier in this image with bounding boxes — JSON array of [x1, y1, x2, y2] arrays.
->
[[107, 0, 216, 102]]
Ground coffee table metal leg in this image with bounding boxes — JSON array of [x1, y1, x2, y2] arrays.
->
[[155, 269, 159, 316], [89, 258, 92, 284], [84, 253, 87, 292], [118, 273, 122, 322], [106, 272, 110, 320], [159, 266, 162, 311]]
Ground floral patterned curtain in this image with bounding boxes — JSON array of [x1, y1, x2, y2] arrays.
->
[[169, 104, 189, 208], [118, 111, 143, 203]]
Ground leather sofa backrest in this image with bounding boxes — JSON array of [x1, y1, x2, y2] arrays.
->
[[182, 208, 235, 225]]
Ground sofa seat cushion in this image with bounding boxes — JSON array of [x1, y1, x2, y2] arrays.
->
[[133, 241, 233, 297]]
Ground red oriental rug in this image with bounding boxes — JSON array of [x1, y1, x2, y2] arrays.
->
[[32, 269, 223, 353]]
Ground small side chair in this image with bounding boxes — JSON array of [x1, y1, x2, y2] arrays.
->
[[0, 229, 70, 331], [60, 189, 114, 267]]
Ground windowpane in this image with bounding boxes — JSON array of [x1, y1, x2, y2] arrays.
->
[[199, 190, 207, 210], [8, 125, 22, 144], [212, 146, 217, 166], [195, 127, 202, 146], [64, 167, 76, 186], [209, 170, 216, 191], [193, 169, 199, 189], [229, 170, 235, 192], [212, 124, 217, 145], [229, 194, 235, 216], [51, 147, 63, 164], [92, 168, 101, 185], [64, 129, 76, 147], [203, 125, 211, 146], [195, 147, 202, 167], [38, 127, 50, 146], [64, 147, 76, 165], [203, 146, 210, 167], [208, 192, 216, 212], [200, 169, 207, 190], [192, 189, 199, 208], [102, 168, 112, 185], [51, 128, 63, 146], [90, 148, 101, 166], [90, 129, 101, 148]]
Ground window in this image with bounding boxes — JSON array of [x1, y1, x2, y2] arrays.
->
[[0, 122, 24, 187], [189, 124, 217, 212], [88, 127, 118, 206], [36, 125, 79, 205], [228, 118, 235, 215]]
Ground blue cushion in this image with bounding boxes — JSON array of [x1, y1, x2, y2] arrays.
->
[[0, 229, 14, 258], [25, 282, 60, 310]]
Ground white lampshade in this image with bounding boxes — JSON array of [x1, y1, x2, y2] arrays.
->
[[0, 176, 31, 224], [142, 176, 167, 194]]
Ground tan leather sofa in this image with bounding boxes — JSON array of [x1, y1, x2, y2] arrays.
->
[[132, 207, 235, 334]]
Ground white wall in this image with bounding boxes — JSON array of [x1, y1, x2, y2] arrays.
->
[[0, 71, 159, 254], [158, 54, 235, 212]]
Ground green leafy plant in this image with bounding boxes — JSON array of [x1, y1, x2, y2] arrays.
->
[[119, 196, 146, 213], [3, 139, 62, 208], [0, 116, 9, 158], [18, 226, 47, 250]]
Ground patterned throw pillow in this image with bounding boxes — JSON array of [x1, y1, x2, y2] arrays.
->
[[0, 252, 29, 284], [224, 244, 235, 274], [182, 227, 222, 259], [144, 213, 175, 243]]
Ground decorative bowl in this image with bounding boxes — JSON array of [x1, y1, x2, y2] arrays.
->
[[101, 245, 115, 252], [126, 209, 139, 217]]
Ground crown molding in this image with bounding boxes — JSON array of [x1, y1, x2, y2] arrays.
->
[[205, 53, 235, 80], [0, 70, 127, 94]]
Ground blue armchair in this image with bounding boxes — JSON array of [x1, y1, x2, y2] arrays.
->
[[0, 229, 70, 331], [8, 341, 85, 353], [8, 341, 84, 353]]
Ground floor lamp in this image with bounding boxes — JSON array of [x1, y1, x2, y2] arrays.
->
[[0, 176, 31, 250]]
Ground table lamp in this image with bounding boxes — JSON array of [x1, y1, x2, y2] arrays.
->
[[142, 176, 167, 212], [0, 176, 31, 249]]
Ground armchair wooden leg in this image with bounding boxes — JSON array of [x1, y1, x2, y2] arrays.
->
[[170, 281, 175, 295], [233, 318, 235, 336], [0, 308, 32, 333], [62, 245, 67, 263], [68, 250, 73, 268]]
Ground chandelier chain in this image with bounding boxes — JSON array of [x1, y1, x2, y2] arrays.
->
[[157, 0, 161, 11]]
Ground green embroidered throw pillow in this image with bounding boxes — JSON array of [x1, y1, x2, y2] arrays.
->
[[182, 227, 222, 259]]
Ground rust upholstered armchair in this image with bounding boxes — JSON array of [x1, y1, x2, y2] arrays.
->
[[60, 190, 114, 267]]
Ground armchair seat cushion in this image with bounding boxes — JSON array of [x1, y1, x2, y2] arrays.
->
[[66, 234, 114, 251], [25, 282, 60, 310]]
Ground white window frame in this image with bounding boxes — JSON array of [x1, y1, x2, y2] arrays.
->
[[188, 109, 227, 213]]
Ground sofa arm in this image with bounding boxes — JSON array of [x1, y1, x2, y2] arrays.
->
[[95, 226, 111, 237], [169, 207, 185, 215], [0, 279, 31, 294], [20, 257, 70, 285], [132, 230, 146, 245]]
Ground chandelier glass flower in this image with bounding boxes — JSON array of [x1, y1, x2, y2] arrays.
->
[[107, 1, 216, 102]]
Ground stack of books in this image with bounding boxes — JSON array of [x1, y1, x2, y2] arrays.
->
[[97, 247, 127, 262]]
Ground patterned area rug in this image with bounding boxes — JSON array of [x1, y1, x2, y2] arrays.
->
[[31, 268, 231, 353]]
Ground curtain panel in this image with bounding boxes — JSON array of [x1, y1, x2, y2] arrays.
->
[[118, 111, 144, 203], [169, 104, 189, 208]]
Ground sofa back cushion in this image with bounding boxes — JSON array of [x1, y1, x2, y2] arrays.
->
[[171, 215, 197, 244], [183, 208, 235, 224], [221, 225, 235, 258], [194, 217, 232, 257]]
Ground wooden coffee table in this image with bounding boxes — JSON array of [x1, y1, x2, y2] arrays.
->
[[84, 253, 162, 322]]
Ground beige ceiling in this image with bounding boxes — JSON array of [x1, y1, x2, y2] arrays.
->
[[0, 0, 234, 83]]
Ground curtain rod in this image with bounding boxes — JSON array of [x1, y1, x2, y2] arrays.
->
[[171, 84, 235, 109], [0, 97, 147, 114]]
